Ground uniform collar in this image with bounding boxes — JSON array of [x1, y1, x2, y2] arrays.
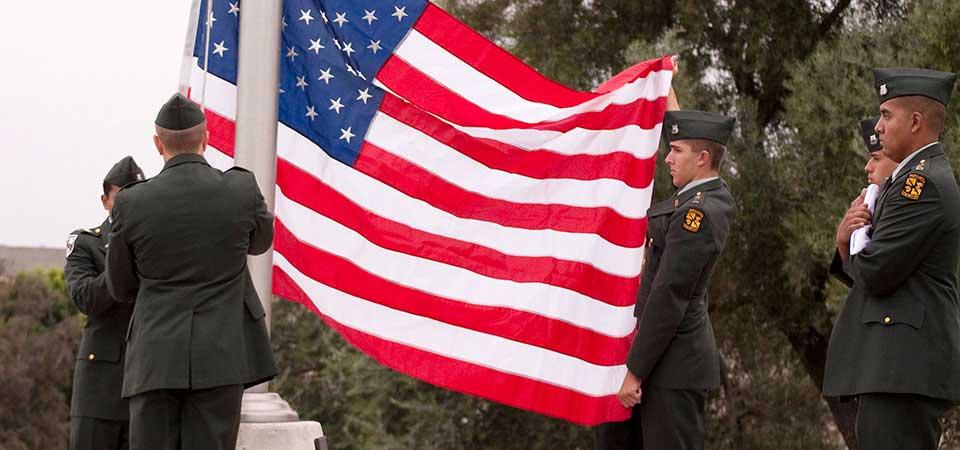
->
[[648, 178, 725, 217], [676, 176, 720, 197], [891, 141, 939, 181], [161, 152, 209, 172]]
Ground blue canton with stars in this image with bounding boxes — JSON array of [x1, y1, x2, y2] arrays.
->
[[194, 0, 428, 165]]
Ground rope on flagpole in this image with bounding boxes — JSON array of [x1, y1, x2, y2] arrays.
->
[[201, 0, 214, 111]]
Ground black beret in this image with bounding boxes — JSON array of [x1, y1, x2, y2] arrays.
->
[[664, 110, 736, 146], [155, 93, 206, 130], [859, 117, 882, 154], [874, 68, 956, 107], [104, 156, 145, 188]]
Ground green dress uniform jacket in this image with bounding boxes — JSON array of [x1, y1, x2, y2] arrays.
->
[[824, 143, 960, 400], [627, 178, 736, 389], [65, 219, 133, 421], [106, 153, 278, 398]]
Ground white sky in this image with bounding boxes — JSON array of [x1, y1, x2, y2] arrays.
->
[[0, 1, 193, 248]]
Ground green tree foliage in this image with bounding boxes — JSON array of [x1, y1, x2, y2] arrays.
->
[[0, 269, 81, 450]]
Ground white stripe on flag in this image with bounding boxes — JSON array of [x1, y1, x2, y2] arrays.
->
[[276, 123, 645, 277], [366, 113, 653, 218], [273, 251, 629, 396], [276, 188, 637, 337], [393, 30, 672, 123], [453, 123, 664, 159]]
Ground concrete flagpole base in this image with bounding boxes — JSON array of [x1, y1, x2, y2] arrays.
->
[[236, 421, 326, 450]]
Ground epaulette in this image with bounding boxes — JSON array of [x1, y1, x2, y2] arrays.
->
[[118, 178, 149, 192], [71, 226, 103, 237]]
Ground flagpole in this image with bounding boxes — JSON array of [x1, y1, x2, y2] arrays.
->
[[233, 0, 298, 423]]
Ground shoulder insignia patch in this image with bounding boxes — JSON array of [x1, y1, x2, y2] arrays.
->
[[682, 208, 705, 233], [900, 173, 926, 201], [66, 234, 78, 258]]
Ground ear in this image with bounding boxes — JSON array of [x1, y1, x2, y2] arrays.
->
[[153, 135, 164, 156], [101, 194, 110, 211], [911, 111, 923, 134], [200, 130, 209, 154], [697, 148, 711, 168]]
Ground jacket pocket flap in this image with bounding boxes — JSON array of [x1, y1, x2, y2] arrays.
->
[[861, 298, 925, 330], [77, 335, 122, 362]]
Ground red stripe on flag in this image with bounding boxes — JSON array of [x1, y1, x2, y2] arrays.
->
[[276, 157, 639, 307], [273, 220, 632, 366], [205, 109, 236, 157], [378, 56, 668, 132], [378, 94, 657, 189], [411, 4, 596, 108], [354, 142, 647, 249], [272, 266, 633, 426]]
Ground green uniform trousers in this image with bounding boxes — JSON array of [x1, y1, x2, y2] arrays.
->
[[129, 384, 243, 450], [70, 416, 129, 450], [856, 393, 954, 450], [595, 387, 706, 450]]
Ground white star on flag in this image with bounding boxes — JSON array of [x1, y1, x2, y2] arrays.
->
[[317, 68, 334, 84], [392, 6, 408, 21], [367, 40, 382, 54], [206, 11, 217, 28], [342, 42, 355, 57], [228, 2, 239, 17], [296, 76, 309, 90], [357, 88, 373, 104], [305, 105, 318, 121], [212, 41, 228, 57], [329, 97, 345, 114], [286, 46, 299, 61], [308, 38, 325, 54], [299, 9, 314, 25], [339, 127, 355, 143], [333, 12, 349, 27], [320, 11, 328, 23], [362, 9, 378, 25]]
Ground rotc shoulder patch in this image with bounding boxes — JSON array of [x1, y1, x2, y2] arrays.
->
[[66, 234, 78, 257], [682, 208, 705, 233], [900, 173, 926, 201]]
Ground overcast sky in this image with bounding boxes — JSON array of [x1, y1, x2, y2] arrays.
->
[[0, 1, 193, 248]]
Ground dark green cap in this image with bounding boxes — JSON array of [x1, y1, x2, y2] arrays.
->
[[155, 93, 206, 130], [874, 68, 956, 107], [104, 156, 145, 188], [664, 110, 736, 146], [859, 117, 882, 153]]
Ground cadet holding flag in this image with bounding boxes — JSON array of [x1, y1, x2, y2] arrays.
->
[[829, 117, 898, 287], [825, 68, 960, 450], [65, 156, 144, 450], [597, 110, 737, 450], [106, 94, 278, 450]]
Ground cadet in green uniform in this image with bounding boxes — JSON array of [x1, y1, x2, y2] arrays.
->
[[596, 111, 737, 450], [106, 94, 278, 450], [825, 68, 960, 450], [65, 156, 145, 450], [829, 117, 897, 287]]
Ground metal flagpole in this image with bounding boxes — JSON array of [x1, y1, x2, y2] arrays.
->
[[233, 0, 299, 423]]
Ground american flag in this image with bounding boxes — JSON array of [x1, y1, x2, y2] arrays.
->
[[184, 0, 671, 425]]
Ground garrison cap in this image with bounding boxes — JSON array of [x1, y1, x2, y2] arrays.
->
[[874, 68, 956, 107], [664, 110, 736, 146], [155, 93, 206, 130], [860, 117, 882, 153], [104, 156, 145, 188]]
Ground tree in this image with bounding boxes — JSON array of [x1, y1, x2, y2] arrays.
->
[[0, 269, 81, 450]]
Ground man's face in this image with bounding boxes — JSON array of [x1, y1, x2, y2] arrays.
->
[[876, 98, 915, 162], [863, 151, 897, 185], [664, 140, 704, 189], [101, 185, 121, 214]]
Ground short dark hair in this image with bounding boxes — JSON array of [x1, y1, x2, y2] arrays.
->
[[155, 121, 206, 155], [689, 139, 727, 170], [899, 95, 947, 133]]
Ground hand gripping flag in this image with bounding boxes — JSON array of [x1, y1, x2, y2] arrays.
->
[[183, 0, 672, 425]]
